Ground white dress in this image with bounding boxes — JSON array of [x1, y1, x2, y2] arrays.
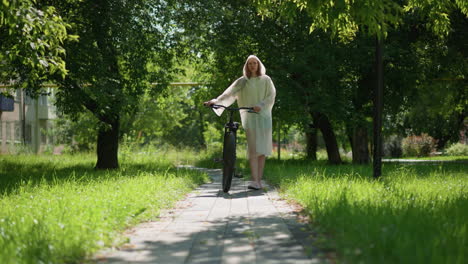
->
[[212, 75, 276, 157]]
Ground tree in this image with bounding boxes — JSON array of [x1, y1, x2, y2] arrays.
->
[[47, 0, 177, 169], [255, 0, 468, 40], [404, 11, 467, 148], [0, 0, 74, 92], [254, 0, 468, 176], [121, 83, 206, 149], [175, 0, 348, 163], [281, 28, 347, 164]]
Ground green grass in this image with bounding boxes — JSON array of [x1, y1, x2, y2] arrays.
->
[[264, 160, 468, 264], [0, 152, 208, 264], [385, 156, 468, 161]]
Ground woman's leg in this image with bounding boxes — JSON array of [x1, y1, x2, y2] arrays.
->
[[249, 154, 259, 184], [246, 129, 260, 186], [257, 155, 266, 187]]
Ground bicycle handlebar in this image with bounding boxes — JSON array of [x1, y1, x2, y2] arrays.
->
[[209, 104, 256, 113]]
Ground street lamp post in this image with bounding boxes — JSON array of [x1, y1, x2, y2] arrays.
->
[[373, 37, 384, 178]]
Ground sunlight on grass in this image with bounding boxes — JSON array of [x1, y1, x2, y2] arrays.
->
[[265, 161, 468, 264], [0, 153, 208, 264], [385, 156, 468, 161]]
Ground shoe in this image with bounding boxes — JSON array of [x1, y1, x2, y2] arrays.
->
[[248, 183, 260, 190]]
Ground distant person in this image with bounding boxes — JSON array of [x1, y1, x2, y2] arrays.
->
[[204, 55, 276, 190]]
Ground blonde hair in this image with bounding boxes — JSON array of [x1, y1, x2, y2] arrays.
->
[[243, 55, 266, 79]]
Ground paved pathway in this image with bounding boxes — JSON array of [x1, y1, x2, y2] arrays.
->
[[95, 167, 324, 264]]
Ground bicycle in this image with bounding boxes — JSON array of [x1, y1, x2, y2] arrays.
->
[[208, 104, 255, 193]]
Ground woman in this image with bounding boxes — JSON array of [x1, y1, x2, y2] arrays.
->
[[204, 55, 276, 190]]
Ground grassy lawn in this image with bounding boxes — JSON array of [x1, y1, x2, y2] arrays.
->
[[3, 148, 465, 263], [264, 159, 467, 264], [0, 152, 209, 264], [384, 156, 468, 161]]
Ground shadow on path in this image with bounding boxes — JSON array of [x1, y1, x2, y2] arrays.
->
[[95, 167, 325, 264]]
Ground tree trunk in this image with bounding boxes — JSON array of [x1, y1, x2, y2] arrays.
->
[[346, 125, 354, 154], [352, 126, 370, 164], [305, 123, 317, 160], [313, 112, 342, 164], [95, 120, 119, 169]]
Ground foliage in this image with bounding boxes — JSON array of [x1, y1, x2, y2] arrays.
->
[[51, 111, 99, 152], [54, 85, 209, 152], [4, 0, 465, 164], [50, 0, 176, 116], [119, 59, 214, 149], [39, 0, 181, 168], [0, 0, 75, 93], [52, 80, 222, 152], [395, 11, 468, 148], [253, 0, 468, 158], [255, 0, 468, 41], [383, 134, 403, 158], [122, 86, 190, 143], [203, 121, 223, 151], [445, 143, 468, 156], [175, 0, 350, 164], [176, 0, 467, 163], [265, 160, 468, 263], [402, 133, 436, 157], [388, 155, 468, 161], [404, 0, 468, 37], [0, 153, 208, 263]]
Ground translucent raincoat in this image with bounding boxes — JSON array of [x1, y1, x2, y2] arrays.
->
[[211, 55, 276, 157]]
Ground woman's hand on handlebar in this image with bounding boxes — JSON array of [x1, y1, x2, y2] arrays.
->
[[203, 100, 215, 107]]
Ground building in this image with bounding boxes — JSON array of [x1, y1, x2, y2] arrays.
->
[[0, 86, 56, 153]]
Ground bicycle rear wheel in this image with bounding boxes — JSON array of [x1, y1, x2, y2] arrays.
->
[[222, 131, 236, 192]]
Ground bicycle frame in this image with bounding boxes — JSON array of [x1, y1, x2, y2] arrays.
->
[[209, 104, 254, 192], [224, 107, 240, 133]]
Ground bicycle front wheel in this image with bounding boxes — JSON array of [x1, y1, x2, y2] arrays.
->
[[222, 131, 236, 193]]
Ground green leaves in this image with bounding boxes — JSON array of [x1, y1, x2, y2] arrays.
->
[[0, 0, 75, 94], [255, 0, 467, 41]]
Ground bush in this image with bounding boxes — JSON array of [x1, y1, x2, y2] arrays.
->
[[402, 133, 436, 157], [383, 135, 403, 158], [445, 143, 468, 156]]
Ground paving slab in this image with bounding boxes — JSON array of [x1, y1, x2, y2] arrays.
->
[[95, 167, 325, 264]]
